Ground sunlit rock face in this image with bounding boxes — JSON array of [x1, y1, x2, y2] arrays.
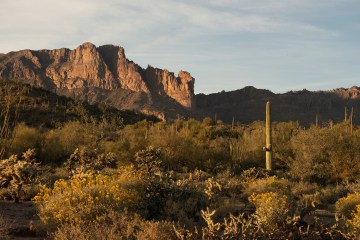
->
[[0, 42, 195, 111]]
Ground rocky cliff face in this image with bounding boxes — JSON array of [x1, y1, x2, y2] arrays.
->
[[0, 42, 195, 116]]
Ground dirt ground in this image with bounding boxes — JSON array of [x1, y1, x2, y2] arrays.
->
[[0, 201, 42, 240]]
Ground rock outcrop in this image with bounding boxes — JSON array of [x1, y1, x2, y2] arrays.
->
[[0, 42, 195, 117]]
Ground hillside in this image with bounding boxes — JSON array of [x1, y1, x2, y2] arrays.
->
[[0, 80, 158, 128], [196, 86, 360, 125]]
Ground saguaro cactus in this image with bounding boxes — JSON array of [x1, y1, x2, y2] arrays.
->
[[350, 107, 354, 134], [264, 101, 272, 170], [345, 107, 348, 122]]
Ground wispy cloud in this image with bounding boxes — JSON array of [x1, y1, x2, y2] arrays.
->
[[0, 0, 359, 93]]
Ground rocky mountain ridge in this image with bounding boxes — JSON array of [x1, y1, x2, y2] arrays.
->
[[196, 86, 360, 124], [1, 43, 360, 124], [0, 42, 195, 120]]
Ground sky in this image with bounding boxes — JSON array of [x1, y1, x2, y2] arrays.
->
[[1, 0, 360, 94]]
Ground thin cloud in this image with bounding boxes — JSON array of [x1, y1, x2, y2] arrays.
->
[[0, 0, 358, 93]]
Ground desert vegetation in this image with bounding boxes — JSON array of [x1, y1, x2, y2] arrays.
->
[[1, 82, 360, 239]]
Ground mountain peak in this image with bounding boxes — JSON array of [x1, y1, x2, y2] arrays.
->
[[78, 42, 96, 49], [0, 43, 196, 118]]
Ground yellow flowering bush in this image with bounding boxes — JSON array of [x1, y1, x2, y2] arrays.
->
[[336, 193, 360, 219], [348, 204, 360, 234], [249, 192, 289, 231], [33, 169, 142, 224]]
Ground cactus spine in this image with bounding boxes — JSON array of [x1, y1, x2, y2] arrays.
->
[[265, 101, 272, 171]]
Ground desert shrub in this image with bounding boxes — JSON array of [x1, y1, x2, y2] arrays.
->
[[65, 147, 116, 176], [202, 117, 214, 126], [348, 180, 360, 193], [328, 135, 360, 182], [291, 181, 320, 208], [336, 193, 360, 219], [34, 169, 143, 225], [41, 121, 92, 163], [242, 176, 291, 197], [290, 126, 360, 184], [249, 192, 289, 232], [238, 167, 269, 183], [103, 140, 132, 165], [272, 122, 298, 170], [139, 175, 208, 224], [230, 123, 265, 170], [176, 206, 353, 240], [316, 184, 349, 205], [177, 208, 268, 239], [348, 205, 360, 236], [289, 127, 333, 184], [53, 210, 177, 240], [149, 129, 197, 171], [8, 123, 42, 155]]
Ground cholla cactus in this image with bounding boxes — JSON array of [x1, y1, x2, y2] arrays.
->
[[201, 208, 221, 238], [0, 148, 41, 202], [65, 147, 116, 176], [134, 146, 163, 176], [204, 177, 222, 200]]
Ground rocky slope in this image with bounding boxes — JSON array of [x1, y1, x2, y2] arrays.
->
[[0, 42, 195, 120]]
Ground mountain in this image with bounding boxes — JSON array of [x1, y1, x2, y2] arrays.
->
[[0, 42, 195, 120], [1, 42, 360, 125], [196, 86, 360, 125]]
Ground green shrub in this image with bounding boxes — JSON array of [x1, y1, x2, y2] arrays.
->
[[9, 123, 42, 155], [139, 175, 208, 224]]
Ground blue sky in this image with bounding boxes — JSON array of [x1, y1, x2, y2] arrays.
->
[[1, 0, 359, 94]]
